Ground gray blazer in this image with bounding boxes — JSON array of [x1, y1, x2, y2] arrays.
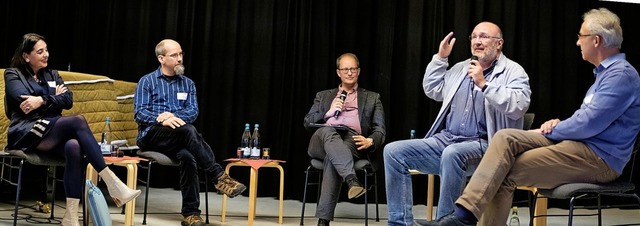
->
[[303, 87, 386, 151]]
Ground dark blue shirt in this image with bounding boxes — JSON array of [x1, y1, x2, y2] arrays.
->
[[433, 63, 495, 144], [134, 67, 199, 140]]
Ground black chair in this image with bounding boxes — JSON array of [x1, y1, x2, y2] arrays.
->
[[529, 132, 640, 226], [135, 149, 210, 225], [299, 156, 380, 226], [0, 149, 65, 226]]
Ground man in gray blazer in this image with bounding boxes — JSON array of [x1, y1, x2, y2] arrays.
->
[[303, 53, 386, 226]]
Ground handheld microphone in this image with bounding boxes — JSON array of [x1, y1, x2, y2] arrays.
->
[[470, 55, 478, 87], [333, 90, 348, 118]]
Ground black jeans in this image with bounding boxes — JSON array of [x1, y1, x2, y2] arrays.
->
[[138, 124, 224, 216]]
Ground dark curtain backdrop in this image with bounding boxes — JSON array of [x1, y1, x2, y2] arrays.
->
[[2, 0, 639, 206]]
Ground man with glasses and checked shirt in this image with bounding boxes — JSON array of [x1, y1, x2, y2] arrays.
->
[[384, 22, 531, 225], [304, 52, 386, 226]]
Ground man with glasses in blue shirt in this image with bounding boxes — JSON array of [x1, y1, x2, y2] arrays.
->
[[384, 22, 531, 225], [134, 39, 246, 226], [304, 53, 386, 226], [418, 8, 640, 226]]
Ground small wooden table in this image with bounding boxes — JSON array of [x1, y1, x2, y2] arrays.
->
[[221, 158, 285, 225], [85, 156, 143, 226]]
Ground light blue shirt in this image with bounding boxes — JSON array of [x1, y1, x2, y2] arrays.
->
[[546, 53, 640, 174], [134, 67, 199, 140]]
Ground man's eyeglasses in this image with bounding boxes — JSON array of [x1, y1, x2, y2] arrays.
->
[[337, 67, 359, 73], [577, 33, 596, 39], [163, 52, 184, 59], [468, 34, 502, 42]]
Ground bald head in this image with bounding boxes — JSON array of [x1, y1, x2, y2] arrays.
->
[[473, 22, 503, 40], [155, 39, 181, 57]]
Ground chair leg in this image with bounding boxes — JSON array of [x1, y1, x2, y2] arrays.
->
[[142, 161, 154, 225], [204, 172, 209, 224], [597, 194, 603, 226], [529, 191, 538, 226], [363, 168, 368, 226], [374, 170, 379, 222], [300, 166, 312, 226], [13, 159, 25, 226], [49, 166, 57, 220], [568, 196, 577, 226]]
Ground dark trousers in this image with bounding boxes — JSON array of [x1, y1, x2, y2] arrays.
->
[[138, 124, 224, 216], [307, 126, 364, 220]]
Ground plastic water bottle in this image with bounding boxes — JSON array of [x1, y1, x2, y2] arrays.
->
[[241, 123, 251, 158], [410, 129, 416, 139], [508, 206, 520, 226], [250, 124, 261, 159], [100, 117, 112, 156]]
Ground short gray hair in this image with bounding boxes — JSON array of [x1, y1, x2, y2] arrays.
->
[[582, 8, 623, 49]]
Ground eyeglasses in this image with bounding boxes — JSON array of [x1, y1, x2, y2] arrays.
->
[[162, 52, 184, 59], [337, 67, 359, 73], [469, 34, 502, 42], [577, 33, 596, 39]]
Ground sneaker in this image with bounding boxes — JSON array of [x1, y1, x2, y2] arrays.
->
[[345, 174, 365, 199], [215, 173, 246, 198], [181, 215, 206, 226]]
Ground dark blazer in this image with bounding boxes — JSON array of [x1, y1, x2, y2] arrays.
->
[[4, 67, 73, 149], [303, 87, 386, 151]]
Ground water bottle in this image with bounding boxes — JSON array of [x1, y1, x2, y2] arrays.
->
[[241, 123, 251, 158], [250, 124, 261, 159], [410, 129, 416, 139], [508, 206, 520, 226], [100, 117, 112, 156]]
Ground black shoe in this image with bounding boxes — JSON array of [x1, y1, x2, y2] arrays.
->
[[345, 174, 365, 199], [317, 218, 330, 226], [415, 213, 477, 226]]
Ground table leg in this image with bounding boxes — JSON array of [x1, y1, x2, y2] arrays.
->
[[248, 167, 258, 226], [277, 165, 284, 224], [123, 163, 137, 226], [534, 197, 548, 226], [221, 164, 232, 222]]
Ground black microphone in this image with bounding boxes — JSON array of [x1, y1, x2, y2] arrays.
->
[[470, 55, 479, 87], [333, 90, 348, 118]]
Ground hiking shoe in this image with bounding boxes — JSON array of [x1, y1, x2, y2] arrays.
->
[[181, 215, 206, 226], [345, 174, 365, 199], [215, 173, 246, 198]]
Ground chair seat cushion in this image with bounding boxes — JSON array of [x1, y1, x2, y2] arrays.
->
[[310, 158, 373, 171], [136, 150, 180, 166], [6, 149, 65, 166], [538, 181, 636, 199]]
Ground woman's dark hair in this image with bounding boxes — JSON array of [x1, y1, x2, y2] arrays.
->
[[10, 33, 46, 68]]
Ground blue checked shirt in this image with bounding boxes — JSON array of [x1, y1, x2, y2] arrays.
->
[[134, 67, 199, 140]]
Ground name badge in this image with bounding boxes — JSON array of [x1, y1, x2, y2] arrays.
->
[[177, 92, 188, 100], [48, 81, 57, 87]]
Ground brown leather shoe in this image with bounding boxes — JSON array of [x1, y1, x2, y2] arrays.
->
[[345, 174, 365, 199]]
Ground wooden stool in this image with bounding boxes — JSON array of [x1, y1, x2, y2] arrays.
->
[[221, 159, 285, 226]]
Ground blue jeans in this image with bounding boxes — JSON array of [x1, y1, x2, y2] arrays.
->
[[383, 137, 487, 226]]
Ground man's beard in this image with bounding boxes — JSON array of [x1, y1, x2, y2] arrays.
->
[[174, 64, 185, 75]]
